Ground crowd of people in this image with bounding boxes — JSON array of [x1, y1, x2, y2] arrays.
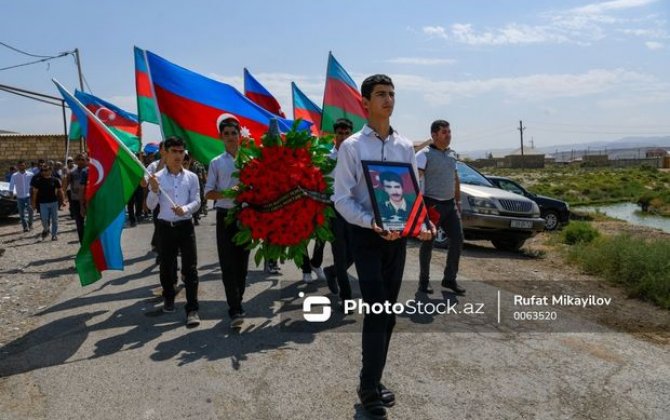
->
[[7, 74, 465, 419]]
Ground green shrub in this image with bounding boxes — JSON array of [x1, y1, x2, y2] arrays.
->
[[567, 235, 670, 309], [561, 221, 600, 245]]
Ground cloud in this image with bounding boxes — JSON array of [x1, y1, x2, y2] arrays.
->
[[569, 0, 657, 15], [423, 0, 662, 46], [385, 57, 456, 65], [391, 68, 657, 105], [645, 41, 664, 49]]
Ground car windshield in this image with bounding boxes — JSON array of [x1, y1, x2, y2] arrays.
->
[[456, 162, 494, 187]]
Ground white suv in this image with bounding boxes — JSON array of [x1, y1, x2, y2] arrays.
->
[[434, 162, 545, 251]]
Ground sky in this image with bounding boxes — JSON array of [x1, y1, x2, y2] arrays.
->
[[1, 0, 669, 155]]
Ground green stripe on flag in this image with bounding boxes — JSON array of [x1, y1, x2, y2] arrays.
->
[[108, 127, 141, 153], [138, 96, 159, 124], [69, 120, 82, 141], [161, 114, 224, 165], [321, 105, 366, 134]]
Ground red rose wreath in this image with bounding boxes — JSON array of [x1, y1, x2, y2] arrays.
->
[[224, 119, 335, 266]]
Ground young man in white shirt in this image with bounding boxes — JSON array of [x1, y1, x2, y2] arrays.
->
[[204, 114, 251, 327], [147, 136, 202, 327], [9, 160, 34, 232], [333, 74, 434, 419]]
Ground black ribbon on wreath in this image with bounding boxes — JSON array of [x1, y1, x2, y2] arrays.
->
[[245, 186, 331, 213]]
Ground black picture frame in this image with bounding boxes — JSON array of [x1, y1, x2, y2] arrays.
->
[[361, 160, 424, 234]]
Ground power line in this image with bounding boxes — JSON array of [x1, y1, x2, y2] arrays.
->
[[0, 52, 70, 72], [0, 41, 56, 58]]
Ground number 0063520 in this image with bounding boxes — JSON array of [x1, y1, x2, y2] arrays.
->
[[512, 311, 557, 321]]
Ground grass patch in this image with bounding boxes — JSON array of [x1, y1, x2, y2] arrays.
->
[[560, 221, 600, 245], [486, 166, 670, 212], [566, 234, 670, 309]]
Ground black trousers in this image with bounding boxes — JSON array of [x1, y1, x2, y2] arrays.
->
[[217, 209, 250, 317], [351, 226, 407, 391], [299, 240, 325, 273], [127, 186, 144, 224], [419, 197, 463, 284], [151, 206, 160, 250], [324, 208, 354, 300], [158, 220, 199, 313], [69, 200, 85, 243]]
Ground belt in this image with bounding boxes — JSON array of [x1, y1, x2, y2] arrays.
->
[[157, 219, 192, 227]]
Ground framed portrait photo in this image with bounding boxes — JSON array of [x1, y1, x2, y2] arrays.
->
[[361, 160, 428, 236]]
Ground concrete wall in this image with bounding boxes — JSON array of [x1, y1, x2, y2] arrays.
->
[[0, 134, 80, 170]]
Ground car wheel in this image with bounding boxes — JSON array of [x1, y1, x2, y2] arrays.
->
[[434, 227, 449, 249], [543, 210, 559, 231], [491, 239, 525, 252]]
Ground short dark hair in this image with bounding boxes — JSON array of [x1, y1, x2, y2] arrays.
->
[[361, 74, 394, 99], [17, 160, 25, 165], [430, 120, 450, 134], [380, 171, 402, 186], [164, 136, 186, 150], [218, 118, 240, 134], [333, 118, 353, 132]]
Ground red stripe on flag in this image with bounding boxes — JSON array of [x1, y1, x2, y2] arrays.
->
[[245, 92, 285, 117], [324, 78, 367, 118], [84, 104, 140, 136], [294, 108, 321, 136], [402, 193, 428, 237], [90, 239, 108, 272], [135, 70, 154, 98], [154, 85, 269, 140]]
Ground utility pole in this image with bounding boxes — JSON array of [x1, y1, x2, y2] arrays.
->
[[518, 120, 526, 168], [72, 48, 86, 152], [73, 48, 85, 92]]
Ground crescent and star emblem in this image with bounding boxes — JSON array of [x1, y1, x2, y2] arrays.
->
[[94, 107, 116, 123], [89, 158, 105, 186]]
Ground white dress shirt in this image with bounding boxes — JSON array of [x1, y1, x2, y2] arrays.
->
[[9, 170, 34, 199], [204, 152, 237, 209], [333, 124, 418, 229], [146, 168, 201, 222]]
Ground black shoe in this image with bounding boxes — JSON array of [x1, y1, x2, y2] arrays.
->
[[163, 299, 175, 313], [418, 283, 434, 294], [193, 218, 199, 226], [441, 278, 466, 295], [378, 383, 396, 408], [324, 267, 339, 295], [357, 387, 388, 419], [231, 311, 245, 328]]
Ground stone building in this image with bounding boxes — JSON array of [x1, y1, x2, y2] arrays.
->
[[0, 134, 78, 170]]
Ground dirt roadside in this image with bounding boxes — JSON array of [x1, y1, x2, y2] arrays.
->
[[0, 212, 668, 351]]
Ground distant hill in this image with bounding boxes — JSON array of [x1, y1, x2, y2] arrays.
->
[[462, 136, 670, 159]]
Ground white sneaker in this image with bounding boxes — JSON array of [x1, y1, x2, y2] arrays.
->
[[302, 273, 314, 283], [311, 266, 326, 281]]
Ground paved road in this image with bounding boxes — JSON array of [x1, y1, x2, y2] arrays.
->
[[0, 211, 668, 419]]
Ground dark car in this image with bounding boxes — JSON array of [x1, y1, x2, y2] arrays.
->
[[0, 181, 18, 218], [486, 176, 570, 231]]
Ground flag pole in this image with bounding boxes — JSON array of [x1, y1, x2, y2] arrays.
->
[[52, 79, 178, 208]]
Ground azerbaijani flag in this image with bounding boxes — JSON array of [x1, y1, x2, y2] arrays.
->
[[55, 81, 146, 286], [244, 68, 285, 117], [134, 46, 159, 124], [69, 113, 82, 141], [321, 52, 366, 134], [145, 50, 311, 164], [291, 82, 321, 137], [72, 90, 142, 153]]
